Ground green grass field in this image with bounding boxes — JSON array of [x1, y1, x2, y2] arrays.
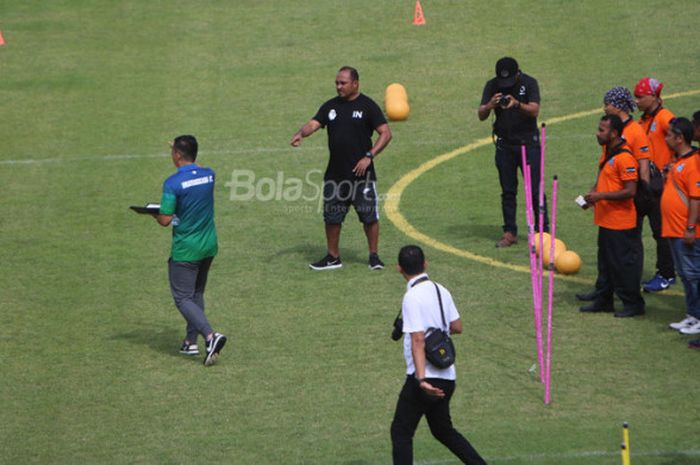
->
[[2, 1, 700, 464]]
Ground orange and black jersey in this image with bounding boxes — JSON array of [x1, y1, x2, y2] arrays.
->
[[639, 106, 675, 170], [594, 143, 638, 230], [621, 117, 652, 164]]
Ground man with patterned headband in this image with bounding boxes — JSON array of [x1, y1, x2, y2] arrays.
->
[[602, 86, 652, 187], [634, 77, 677, 293]]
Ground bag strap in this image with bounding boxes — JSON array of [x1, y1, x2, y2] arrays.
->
[[433, 282, 447, 331], [396, 276, 431, 321], [598, 144, 632, 171], [594, 144, 633, 190], [641, 106, 664, 135]]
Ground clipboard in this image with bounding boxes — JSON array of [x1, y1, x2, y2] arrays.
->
[[130, 203, 161, 214]]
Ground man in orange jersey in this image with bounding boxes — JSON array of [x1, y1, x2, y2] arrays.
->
[[661, 118, 700, 339], [634, 77, 677, 292], [578, 114, 645, 317], [690, 113, 700, 349], [577, 88, 652, 304]]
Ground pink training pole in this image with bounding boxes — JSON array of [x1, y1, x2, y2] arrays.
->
[[522, 146, 544, 380], [537, 127, 546, 308], [545, 175, 558, 405], [524, 163, 538, 310], [537, 123, 547, 383]]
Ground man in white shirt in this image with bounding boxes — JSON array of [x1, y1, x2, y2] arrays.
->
[[390, 245, 488, 465]]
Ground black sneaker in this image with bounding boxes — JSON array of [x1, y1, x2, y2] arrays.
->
[[179, 341, 200, 356], [575, 290, 598, 302], [614, 308, 646, 318], [203, 333, 227, 366], [309, 254, 342, 271], [368, 253, 384, 270], [579, 302, 614, 313]]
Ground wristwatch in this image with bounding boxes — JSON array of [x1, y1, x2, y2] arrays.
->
[[686, 225, 696, 232], [365, 151, 374, 159]]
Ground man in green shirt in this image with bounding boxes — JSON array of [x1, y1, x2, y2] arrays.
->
[[154, 135, 226, 366]]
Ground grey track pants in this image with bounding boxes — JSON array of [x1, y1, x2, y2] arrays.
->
[[168, 256, 214, 343]]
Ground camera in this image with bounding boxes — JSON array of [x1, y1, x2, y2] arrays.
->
[[391, 315, 403, 341], [498, 95, 511, 107]]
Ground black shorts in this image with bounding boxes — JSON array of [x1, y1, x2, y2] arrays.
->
[[323, 180, 379, 225]]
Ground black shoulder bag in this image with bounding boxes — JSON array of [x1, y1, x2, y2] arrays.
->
[[424, 283, 456, 369]]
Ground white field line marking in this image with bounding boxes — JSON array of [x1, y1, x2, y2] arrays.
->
[[0, 136, 457, 166], [405, 448, 700, 465], [0, 145, 326, 166]]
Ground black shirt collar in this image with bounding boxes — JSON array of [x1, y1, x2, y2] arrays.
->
[[678, 147, 699, 160]]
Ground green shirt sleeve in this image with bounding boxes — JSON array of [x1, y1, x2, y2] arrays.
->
[[160, 184, 177, 215]]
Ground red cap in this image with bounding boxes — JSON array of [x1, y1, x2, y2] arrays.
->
[[634, 77, 663, 97]]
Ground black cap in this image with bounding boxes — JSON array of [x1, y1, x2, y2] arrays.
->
[[170, 135, 198, 161], [495, 57, 519, 88]]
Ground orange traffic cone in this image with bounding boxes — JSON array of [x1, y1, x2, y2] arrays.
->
[[0, 31, 5, 46], [413, 0, 426, 26]]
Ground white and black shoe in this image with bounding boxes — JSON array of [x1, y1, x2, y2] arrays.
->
[[669, 315, 699, 331], [203, 333, 227, 366], [368, 253, 384, 270], [309, 254, 342, 271], [179, 341, 199, 356], [680, 320, 700, 335]]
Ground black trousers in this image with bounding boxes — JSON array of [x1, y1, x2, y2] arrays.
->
[[593, 227, 645, 312], [635, 193, 676, 279], [495, 141, 549, 236], [390, 376, 487, 465]]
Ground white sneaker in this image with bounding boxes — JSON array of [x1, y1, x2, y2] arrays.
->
[[203, 333, 227, 366], [680, 320, 700, 335], [669, 315, 698, 331]]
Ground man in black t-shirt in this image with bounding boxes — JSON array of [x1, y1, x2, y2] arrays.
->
[[290, 66, 393, 270], [478, 57, 549, 247]]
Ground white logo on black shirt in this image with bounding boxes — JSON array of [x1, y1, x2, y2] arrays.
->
[[519, 85, 526, 96], [329, 109, 337, 121], [353, 111, 363, 119]]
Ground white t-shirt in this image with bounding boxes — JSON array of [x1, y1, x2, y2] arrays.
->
[[402, 273, 460, 380]]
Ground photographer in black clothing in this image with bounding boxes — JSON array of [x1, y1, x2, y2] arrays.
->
[[478, 57, 549, 247]]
